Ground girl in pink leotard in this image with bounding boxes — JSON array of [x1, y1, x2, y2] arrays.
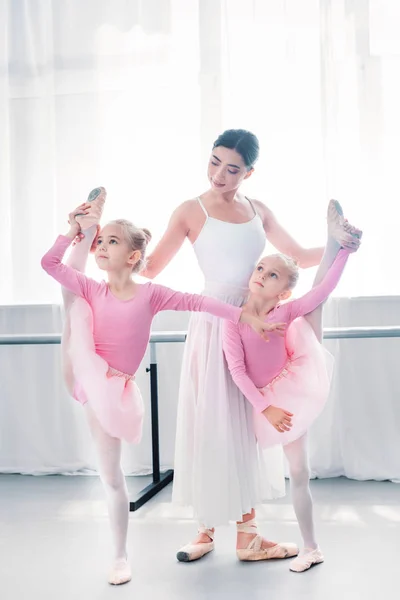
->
[[223, 199, 362, 572], [41, 202, 279, 586]]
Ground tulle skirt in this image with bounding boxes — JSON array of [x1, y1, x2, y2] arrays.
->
[[68, 298, 144, 444], [254, 317, 334, 448], [172, 282, 286, 528]]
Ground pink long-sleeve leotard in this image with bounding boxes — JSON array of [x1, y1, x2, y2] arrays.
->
[[42, 235, 242, 376], [223, 249, 350, 413]]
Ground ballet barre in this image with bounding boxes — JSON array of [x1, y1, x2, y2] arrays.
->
[[0, 331, 186, 511], [0, 326, 399, 511], [0, 332, 187, 345], [0, 327, 400, 347]]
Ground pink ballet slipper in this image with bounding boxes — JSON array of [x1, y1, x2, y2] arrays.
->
[[75, 187, 106, 230], [176, 527, 215, 562], [236, 519, 298, 562], [289, 547, 324, 572], [108, 558, 132, 585], [327, 199, 361, 250]]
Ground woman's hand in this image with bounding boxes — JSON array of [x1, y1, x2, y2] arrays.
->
[[71, 224, 101, 252]]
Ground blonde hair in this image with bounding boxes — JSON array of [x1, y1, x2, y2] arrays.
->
[[269, 253, 299, 290], [108, 219, 152, 273]]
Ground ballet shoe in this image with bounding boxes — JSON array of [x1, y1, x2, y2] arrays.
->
[[327, 199, 362, 250], [75, 187, 106, 231], [236, 519, 298, 562], [108, 558, 132, 585], [289, 546, 324, 572], [176, 527, 215, 562]]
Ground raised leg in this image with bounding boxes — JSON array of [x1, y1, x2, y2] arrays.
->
[[61, 187, 106, 393], [305, 200, 361, 342]]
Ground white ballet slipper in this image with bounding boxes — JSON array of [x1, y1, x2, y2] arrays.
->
[[236, 519, 298, 562], [176, 527, 215, 562], [108, 558, 132, 585], [289, 546, 324, 572]]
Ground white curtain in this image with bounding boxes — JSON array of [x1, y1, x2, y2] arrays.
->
[[1, 0, 399, 300], [218, 0, 400, 297], [1, 0, 399, 479], [0, 0, 203, 303]]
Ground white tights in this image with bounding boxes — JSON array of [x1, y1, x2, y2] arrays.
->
[[85, 405, 129, 561], [61, 225, 97, 310], [283, 434, 316, 549], [280, 231, 342, 549]]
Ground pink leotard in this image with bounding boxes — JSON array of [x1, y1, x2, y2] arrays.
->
[[222, 249, 350, 412], [42, 235, 241, 376]]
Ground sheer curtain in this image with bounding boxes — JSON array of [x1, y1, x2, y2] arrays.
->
[[1, 0, 399, 300], [1, 0, 399, 480], [0, 0, 203, 474], [218, 0, 400, 297], [0, 0, 202, 304], [214, 0, 400, 481]]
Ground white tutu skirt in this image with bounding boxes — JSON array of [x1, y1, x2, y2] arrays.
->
[[172, 282, 286, 528], [68, 298, 144, 444], [254, 317, 334, 448]]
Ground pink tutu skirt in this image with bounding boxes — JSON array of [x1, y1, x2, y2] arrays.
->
[[68, 298, 144, 444], [254, 317, 334, 448]]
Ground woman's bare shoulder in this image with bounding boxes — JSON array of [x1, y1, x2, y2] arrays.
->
[[173, 196, 207, 221]]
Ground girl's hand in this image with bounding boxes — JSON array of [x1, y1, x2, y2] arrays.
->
[[262, 406, 293, 433], [66, 203, 91, 239], [72, 232, 85, 246], [263, 321, 286, 335], [239, 311, 286, 341], [262, 405, 293, 433], [71, 224, 101, 252]]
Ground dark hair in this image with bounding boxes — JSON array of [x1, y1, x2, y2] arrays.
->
[[213, 129, 260, 170]]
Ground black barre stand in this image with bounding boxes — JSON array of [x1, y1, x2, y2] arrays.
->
[[129, 332, 187, 511]]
